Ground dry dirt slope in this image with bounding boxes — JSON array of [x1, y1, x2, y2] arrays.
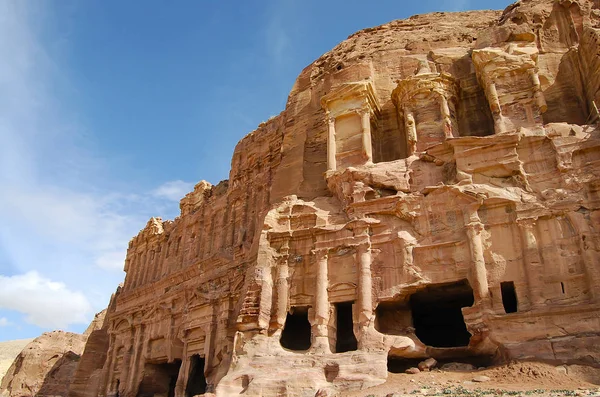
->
[[0, 339, 33, 383]]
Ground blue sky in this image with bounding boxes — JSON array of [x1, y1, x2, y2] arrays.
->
[[0, 0, 512, 341]]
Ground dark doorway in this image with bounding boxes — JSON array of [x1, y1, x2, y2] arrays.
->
[[137, 360, 181, 397], [500, 281, 518, 313], [280, 306, 311, 351], [409, 280, 474, 348], [335, 302, 357, 353], [185, 354, 207, 397]]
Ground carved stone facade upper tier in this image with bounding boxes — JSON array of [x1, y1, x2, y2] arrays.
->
[[68, 1, 600, 397]]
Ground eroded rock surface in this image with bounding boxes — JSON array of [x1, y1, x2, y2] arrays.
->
[[69, 1, 600, 396], [0, 331, 86, 397]]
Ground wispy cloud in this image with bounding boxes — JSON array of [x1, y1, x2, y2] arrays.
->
[[264, 0, 294, 68], [152, 180, 194, 202], [0, 318, 10, 327]]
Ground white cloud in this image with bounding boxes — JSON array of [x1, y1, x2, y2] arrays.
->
[[152, 180, 194, 202], [0, 317, 10, 327], [0, 272, 91, 329]]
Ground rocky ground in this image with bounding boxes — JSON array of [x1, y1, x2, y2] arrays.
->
[[346, 362, 600, 397], [0, 339, 33, 383]]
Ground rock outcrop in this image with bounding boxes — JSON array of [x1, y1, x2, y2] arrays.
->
[[0, 340, 33, 385], [0, 332, 87, 397], [70, 1, 600, 396], [0, 311, 106, 397]]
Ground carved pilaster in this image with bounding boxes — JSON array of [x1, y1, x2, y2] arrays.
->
[[326, 115, 337, 171], [312, 249, 331, 353], [274, 243, 290, 329], [517, 219, 545, 308], [404, 107, 417, 155], [357, 242, 373, 326], [359, 107, 373, 163], [464, 204, 490, 306], [529, 69, 548, 113]]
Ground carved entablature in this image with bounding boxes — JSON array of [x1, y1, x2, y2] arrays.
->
[[472, 43, 547, 134], [321, 81, 381, 172], [392, 66, 460, 155]]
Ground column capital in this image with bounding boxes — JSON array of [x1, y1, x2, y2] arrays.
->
[[311, 249, 329, 259], [516, 217, 538, 229], [465, 221, 484, 233]]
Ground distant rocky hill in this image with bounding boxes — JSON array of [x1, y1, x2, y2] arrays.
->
[[0, 339, 33, 383]]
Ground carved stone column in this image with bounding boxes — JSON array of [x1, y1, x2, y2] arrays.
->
[[464, 204, 490, 306], [488, 81, 506, 134], [125, 324, 144, 395], [326, 115, 337, 171], [357, 242, 373, 326], [404, 107, 417, 155], [517, 219, 545, 308], [313, 249, 331, 353], [274, 248, 290, 329], [529, 69, 547, 113], [117, 333, 134, 397], [102, 333, 118, 397], [359, 108, 373, 163], [439, 94, 454, 139], [174, 340, 189, 397]]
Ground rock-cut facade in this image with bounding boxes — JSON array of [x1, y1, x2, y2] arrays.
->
[[67, 1, 600, 396]]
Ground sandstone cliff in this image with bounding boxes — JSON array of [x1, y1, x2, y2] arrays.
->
[[65, 1, 600, 396]]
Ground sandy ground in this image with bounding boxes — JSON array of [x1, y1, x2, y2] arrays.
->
[[0, 339, 33, 383], [344, 362, 600, 397]]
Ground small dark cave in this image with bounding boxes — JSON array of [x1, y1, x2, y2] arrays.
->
[[280, 307, 312, 351], [409, 280, 474, 348]]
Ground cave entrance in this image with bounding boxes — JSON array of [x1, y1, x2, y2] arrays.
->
[[335, 302, 357, 353], [185, 354, 207, 397], [137, 360, 181, 397], [280, 306, 311, 351], [409, 280, 474, 348]]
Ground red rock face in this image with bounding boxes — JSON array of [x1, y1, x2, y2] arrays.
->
[[61, 1, 600, 396]]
